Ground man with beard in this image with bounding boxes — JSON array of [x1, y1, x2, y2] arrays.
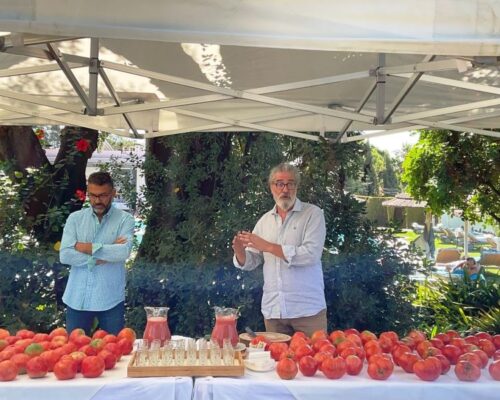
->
[[232, 163, 327, 336], [60, 171, 135, 335]]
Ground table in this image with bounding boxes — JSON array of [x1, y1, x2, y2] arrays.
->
[[193, 366, 499, 400], [0, 356, 193, 400]]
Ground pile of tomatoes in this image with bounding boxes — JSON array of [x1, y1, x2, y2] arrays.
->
[[0, 326, 136, 381], [251, 329, 500, 381]]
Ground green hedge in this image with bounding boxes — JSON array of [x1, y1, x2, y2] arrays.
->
[[0, 235, 421, 338]]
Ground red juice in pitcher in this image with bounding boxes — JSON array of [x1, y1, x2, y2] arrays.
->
[[143, 316, 170, 346], [211, 314, 238, 347]]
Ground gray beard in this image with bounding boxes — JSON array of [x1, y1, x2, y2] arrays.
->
[[275, 196, 295, 212]]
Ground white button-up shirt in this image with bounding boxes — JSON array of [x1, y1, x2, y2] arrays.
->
[[234, 199, 326, 319]]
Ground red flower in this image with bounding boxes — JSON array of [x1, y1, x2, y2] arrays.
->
[[34, 128, 45, 140], [75, 189, 86, 202], [75, 139, 90, 152]]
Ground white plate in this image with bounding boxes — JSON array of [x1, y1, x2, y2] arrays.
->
[[244, 359, 276, 372], [234, 342, 246, 352]]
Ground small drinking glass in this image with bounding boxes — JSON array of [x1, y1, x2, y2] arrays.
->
[[161, 340, 174, 366], [185, 338, 197, 366], [209, 339, 222, 366], [222, 338, 235, 366], [172, 339, 185, 366], [197, 338, 208, 366], [149, 339, 161, 365]]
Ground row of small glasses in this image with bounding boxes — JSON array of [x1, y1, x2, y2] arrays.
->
[[134, 338, 235, 367]]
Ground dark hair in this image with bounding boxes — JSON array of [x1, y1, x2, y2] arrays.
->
[[88, 171, 114, 188], [466, 257, 476, 265]]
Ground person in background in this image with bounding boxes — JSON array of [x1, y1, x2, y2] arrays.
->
[[60, 171, 135, 335], [232, 163, 327, 337], [447, 257, 482, 280]]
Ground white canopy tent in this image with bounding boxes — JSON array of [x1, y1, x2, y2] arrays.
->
[[0, 0, 499, 142]]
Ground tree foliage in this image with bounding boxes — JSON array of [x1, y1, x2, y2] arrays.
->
[[402, 130, 500, 224]]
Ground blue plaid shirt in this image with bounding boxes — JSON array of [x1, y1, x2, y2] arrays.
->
[[60, 206, 135, 311]]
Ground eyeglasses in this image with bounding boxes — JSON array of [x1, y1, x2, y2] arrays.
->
[[88, 192, 112, 201], [273, 181, 297, 190]]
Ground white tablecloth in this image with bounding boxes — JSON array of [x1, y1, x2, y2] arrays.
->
[[193, 366, 499, 400], [0, 356, 193, 400]]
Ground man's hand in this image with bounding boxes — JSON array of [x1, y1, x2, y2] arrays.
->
[[114, 236, 127, 244], [232, 232, 247, 265], [75, 242, 92, 255], [236, 231, 286, 260]]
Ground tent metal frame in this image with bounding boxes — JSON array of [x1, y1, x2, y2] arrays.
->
[[0, 35, 499, 141]]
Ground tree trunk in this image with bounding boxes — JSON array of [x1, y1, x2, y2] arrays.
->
[[0, 125, 98, 243]]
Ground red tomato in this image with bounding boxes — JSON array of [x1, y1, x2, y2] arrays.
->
[[429, 338, 444, 349], [489, 360, 500, 381], [463, 335, 479, 346], [298, 355, 318, 376], [475, 332, 493, 342], [49, 327, 68, 340], [53, 358, 77, 380], [421, 346, 442, 359], [39, 350, 59, 372], [313, 351, 333, 368], [10, 353, 30, 374], [445, 330, 460, 340], [268, 342, 288, 361], [378, 336, 394, 353], [0, 360, 18, 381], [26, 356, 48, 379], [69, 328, 86, 342], [379, 331, 399, 344], [413, 356, 442, 381], [345, 334, 363, 347], [319, 344, 337, 356], [310, 330, 328, 344], [16, 329, 35, 339], [92, 329, 108, 340], [367, 357, 394, 380], [102, 334, 118, 344], [321, 356, 346, 379], [117, 338, 133, 355], [434, 333, 450, 345], [345, 355, 363, 375], [69, 351, 86, 372], [492, 334, 500, 350], [408, 330, 427, 345], [471, 349, 489, 369], [0, 329, 10, 340], [458, 352, 483, 369], [81, 355, 105, 378], [312, 338, 331, 353], [360, 330, 377, 344], [117, 327, 137, 343], [276, 357, 298, 380], [434, 354, 451, 374], [294, 344, 314, 360], [343, 328, 360, 337], [478, 339, 495, 357], [336, 339, 358, 353], [250, 335, 270, 347], [279, 349, 297, 362], [32, 333, 50, 343], [398, 351, 421, 373], [441, 344, 462, 365], [289, 337, 308, 352], [103, 342, 122, 361], [328, 330, 346, 345], [494, 349, 500, 361], [391, 344, 412, 366], [97, 349, 117, 370], [455, 360, 481, 381]]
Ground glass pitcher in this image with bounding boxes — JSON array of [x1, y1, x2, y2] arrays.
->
[[143, 306, 171, 346], [211, 306, 239, 347]]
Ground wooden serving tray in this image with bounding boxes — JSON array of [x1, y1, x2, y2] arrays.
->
[[127, 351, 244, 377]]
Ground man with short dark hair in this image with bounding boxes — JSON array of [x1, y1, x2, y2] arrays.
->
[[60, 171, 135, 335], [232, 163, 327, 336]]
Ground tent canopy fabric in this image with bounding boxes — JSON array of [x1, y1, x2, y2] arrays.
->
[[0, 0, 499, 142]]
